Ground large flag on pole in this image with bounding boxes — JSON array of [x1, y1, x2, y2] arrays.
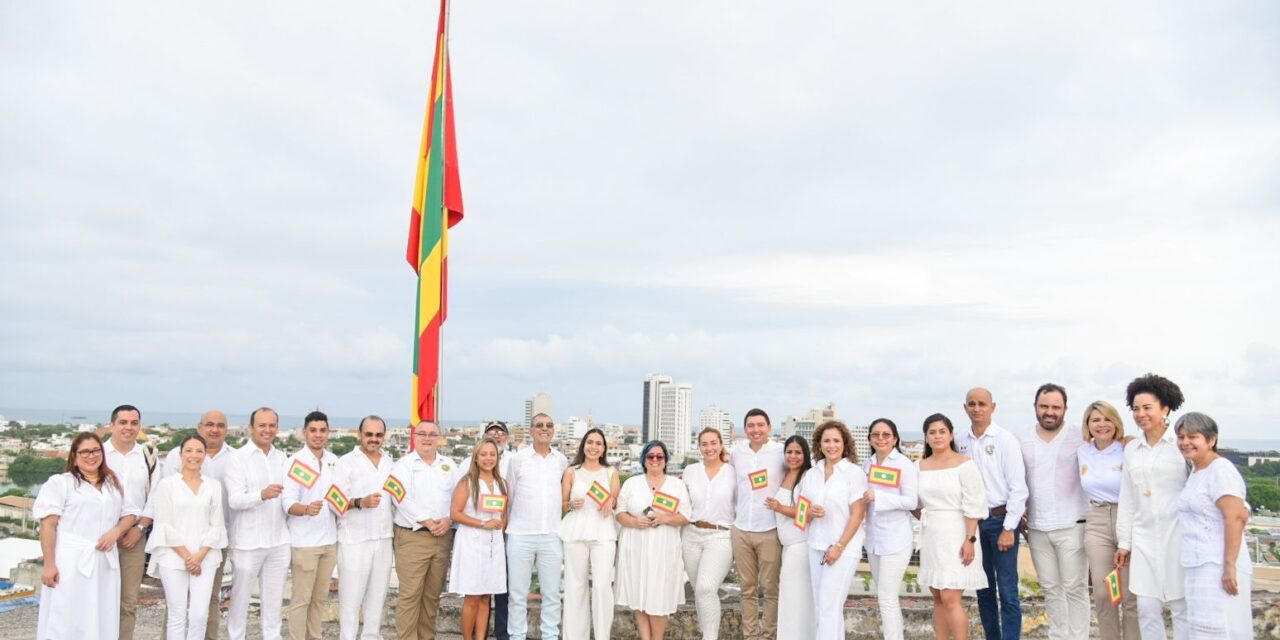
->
[[407, 0, 464, 431]]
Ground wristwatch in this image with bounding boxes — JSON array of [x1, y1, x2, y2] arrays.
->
[[967, 535, 977, 543], [353, 498, 363, 510]]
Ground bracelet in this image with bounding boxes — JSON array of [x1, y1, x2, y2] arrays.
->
[[832, 542, 844, 550]]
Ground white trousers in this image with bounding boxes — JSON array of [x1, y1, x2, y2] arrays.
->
[[681, 527, 733, 640], [1137, 595, 1189, 640], [228, 545, 290, 640], [868, 546, 913, 640], [809, 547, 858, 640], [777, 541, 814, 640], [338, 538, 394, 640], [562, 538, 616, 640], [1028, 525, 1091, 640], [159, 564, 217, 640]]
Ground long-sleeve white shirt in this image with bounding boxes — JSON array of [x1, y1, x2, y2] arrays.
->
[[333, 449, 395, 544], [155, 444, 235, 525], [223, 444, 290, 550], [506, 446, 569, 535], [281, 448, 339, 547], [682, 462, 736, 528], [1019, 424, 1088, 531], [105, 439, 158, 521], [956, 423, 1027, 530], [798, 458, 868, 551], [863, 449, 919, 556], [389, 452, 461, 531], [730, 440, 785, 532], [1116, 429, 1188, 599], [145, 474, 228, 571]]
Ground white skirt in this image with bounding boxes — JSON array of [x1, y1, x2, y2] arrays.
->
[[1184, 562, 1252, 639]]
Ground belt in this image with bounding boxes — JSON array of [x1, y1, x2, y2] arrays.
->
[[692, 521, 729, 531], [989, 505, 1008, 517], [394, 524, 428, 533], [1089, 500, 1116, 507]]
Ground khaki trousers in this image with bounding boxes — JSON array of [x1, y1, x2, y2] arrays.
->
[[161, 551, 228, 640], [1027, 524, 1090, 640], [118, 532, 147, 640], [288, 544, 338, 640], [394, 527, 454, 640], [730, 527, 782, 640], [1084, 503, 1139, 640]]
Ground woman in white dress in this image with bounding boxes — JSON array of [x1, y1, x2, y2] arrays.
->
[[862, 418, 920, 640], [1115, 373, 1189, 639], [34, 431, 138, 640], [560, 427, 620, 640], [1078, 400, 1139, 640], [916, 413, 988, 640], [448, 438, 508, 640], [147, 434, 228, 640], [798, 420, 868, 640], [681, 428, 735, 640], [614, 440, 691, 640], [763, 435, 815, 640], [1173, 412, 1252, 639]]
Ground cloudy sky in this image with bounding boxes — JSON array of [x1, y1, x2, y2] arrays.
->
[[2, 2, 1277, 438]]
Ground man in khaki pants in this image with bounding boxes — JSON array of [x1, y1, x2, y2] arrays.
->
[[389, 420, 461, 640], [283, 411, 340, 640], [729, 408, 785, 640], [104, 404, 159, 640]]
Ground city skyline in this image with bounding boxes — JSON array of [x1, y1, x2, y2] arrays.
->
[[3, 4, 1276, 439]]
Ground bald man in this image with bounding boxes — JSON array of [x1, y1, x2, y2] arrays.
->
[[956, 388, 1028, 640], [153, 410, 237, 640]]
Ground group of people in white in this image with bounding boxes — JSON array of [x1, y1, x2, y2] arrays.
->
[[32, 372, 1253, 640]]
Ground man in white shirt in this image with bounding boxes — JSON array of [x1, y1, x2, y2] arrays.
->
[[480, 420, 512, 640], [104, 404, 159, 640], [1018, 384, 1089, 640], [283, 411, 340, 640], [729, 408, 785, 640], [390, 420, 462, 640], [333, 415, 395, 640], [956, 388, 1028, 640], [224, 407, 291, 640], [506, 413, 569, 640], [155, 409, 236, 640]]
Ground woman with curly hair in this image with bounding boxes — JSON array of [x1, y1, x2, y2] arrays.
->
[[1115, 373, 1189, 640], [797, 420, 868, 640]]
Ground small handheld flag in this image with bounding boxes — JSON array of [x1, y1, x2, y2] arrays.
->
[[749, 468, 769, 491], [868, 465, 902, 489], [1105, 569, 1123, 605], [383, 475, 407, 503], [288, 460, 320, 489], [480, 494, 507, 513], [651, 491, 679, 514], [794, 496, 812, 530], [325, 484, 350, 515], [587, 481, 610, 507]]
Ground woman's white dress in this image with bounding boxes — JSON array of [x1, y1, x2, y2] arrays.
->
[[774, 484, 815, 640], [447, 477, 507, 595], [1176, 457, 1252, 639], [34, 472, 130, 640], [917, 459, 989, 590], [613, 474, 691, 615]]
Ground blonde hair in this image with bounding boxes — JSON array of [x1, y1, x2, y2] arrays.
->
[[465, 438, 508, 509], [1081, 400, 1126, 443], [696, 427, 729, 462]]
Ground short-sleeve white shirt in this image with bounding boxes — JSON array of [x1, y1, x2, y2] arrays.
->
[[730, 440, 785, 532]]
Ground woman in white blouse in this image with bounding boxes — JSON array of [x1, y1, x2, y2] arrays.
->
[[1115, 373, 1189, 640], [560, 428, 620, 640], [798, 420, 868, 640], [34, 432, 137, 639], [1174, 413, 1252, 639], [681, 428, 735, 640], [763, 435, 815, 640], [862, 418, 919, 640], [147, 434, 228, 640], [1078, 400, 1138, 640]]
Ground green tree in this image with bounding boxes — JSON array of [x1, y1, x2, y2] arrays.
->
[[331, 436, 358, 456], [9, 454, 66, 486], [2, 487, 30, 498], [1247, 481, 1280, 512]]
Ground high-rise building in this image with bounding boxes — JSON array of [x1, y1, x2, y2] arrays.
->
[[642, 374, 693, 461], [851, 423, 871, 463], [699, 405, 735, 445], [523, 392, 553, 427], [782, 402, 839, 448]]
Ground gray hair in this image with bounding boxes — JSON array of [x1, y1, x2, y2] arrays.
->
[[1174, 411, 1219, 452]]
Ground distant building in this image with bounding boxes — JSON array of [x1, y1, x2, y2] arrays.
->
[[699, 405, 735, 445], [901, 440, 925, 461], [0, 496, 35, 523], [1249, 455, 1280, 466], [524, 392, 553, 427], [782, 402, 838, 445], [642, 374, 693, 460]]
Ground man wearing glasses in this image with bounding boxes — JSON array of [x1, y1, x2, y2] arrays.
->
[[155, 409, 235, 640], [506, 413, 569, 640], [390, 420, 462, 640], [333, 415, 396, 640]]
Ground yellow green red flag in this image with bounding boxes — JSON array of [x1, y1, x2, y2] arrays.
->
[[288, 460, 320, 490], [407, 0, 465, 435], [383, 474, 407, 503], [480, 494, 507, 513], [1105, 569, 1122, 605], [868, 465, 902, 488], [325, 484, 349, 515], [587, 481, 610, 506], [749, 468, 769, 490], [794, 496, 812, 530], [651, 491, 679, 514]]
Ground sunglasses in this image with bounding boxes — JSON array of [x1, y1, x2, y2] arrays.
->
[[645, 454, 666, 460]]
